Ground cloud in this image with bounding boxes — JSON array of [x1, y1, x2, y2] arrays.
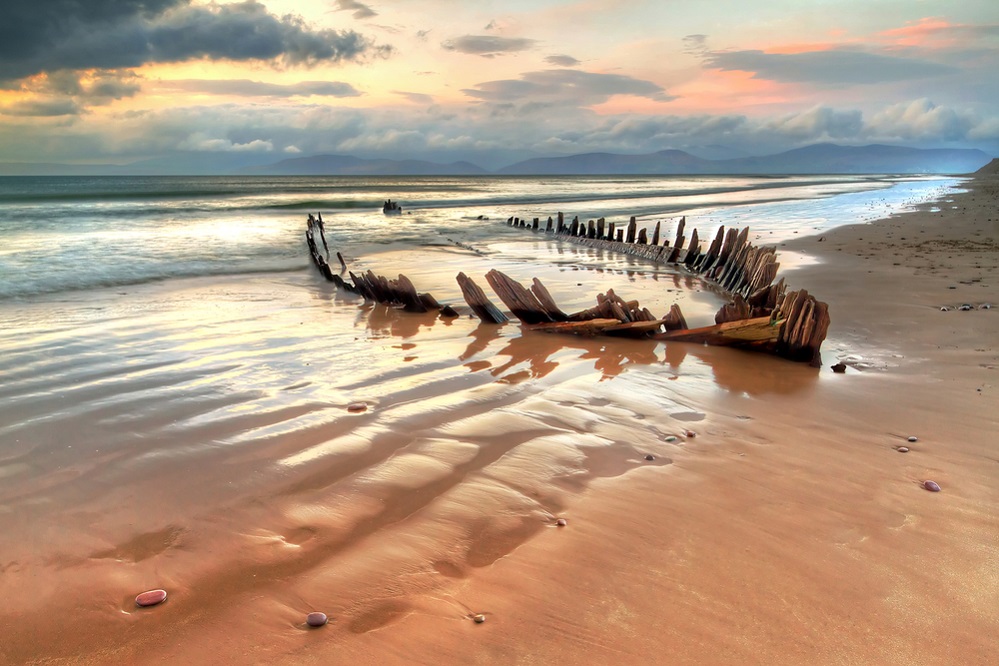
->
[[879, 18, 999, 46], [866, 99, 974, 141], [0, 0, 385, 83], [442, 35, 537, 57], [0, 69, 142, 117], [2, 95, 996, 168], [763, 106, 864, 139], [705, 48, 957, 85], [161, 79, 361, 98], [463, 69, 673, 108], [1, 98, 82, 117], [180, 135, 274, 152], [394, 91, 435, 104], [682, 34, 709, 58], [545, 54, 580, 67], [333, 0, 377, 20]]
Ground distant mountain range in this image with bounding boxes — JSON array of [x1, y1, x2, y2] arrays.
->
[[496, 144, 992, 176], [0, 143, 991, 176]]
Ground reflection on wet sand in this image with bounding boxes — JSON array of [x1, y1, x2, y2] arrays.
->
[[0, 269, 819, 663]]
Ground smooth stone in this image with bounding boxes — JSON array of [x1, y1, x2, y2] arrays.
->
[[346, 402, 367, 413], [306, 612, 328, 627], [923, 480, 941, 492], [473, 614, 486, 624], [897, 446, 909, 453], [644, 454, 655, 461], [555, 518, 567, 527], [940, 306, 951, 311], [907, 436, 918, 443], [685, 430, 696, 438], [664, 436, 678, 442], [831, 362, 847, 373], [981, 303, 992, 310], [959, 304, 974, 311], [135, 589, 167, 607]]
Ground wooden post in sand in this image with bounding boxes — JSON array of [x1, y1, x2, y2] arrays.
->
[[493, 210, 831, 363]]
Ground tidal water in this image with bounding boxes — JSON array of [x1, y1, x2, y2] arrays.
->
[[0, 174, 962, 301]]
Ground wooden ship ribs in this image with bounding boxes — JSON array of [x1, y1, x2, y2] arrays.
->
[[305, 210, 830, 366]]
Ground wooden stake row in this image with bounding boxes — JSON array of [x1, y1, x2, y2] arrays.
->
[[504, 212, 830, 365]]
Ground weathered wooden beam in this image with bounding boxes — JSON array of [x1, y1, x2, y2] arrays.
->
[[530, 278, 569, 322], [655, 316, 782, 346], [456, 272, 508, 324], [485, 270, 555, 325], [663, 304, 688, 331]]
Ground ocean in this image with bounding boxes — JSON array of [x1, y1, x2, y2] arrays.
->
[[0, 174, 961, 301]]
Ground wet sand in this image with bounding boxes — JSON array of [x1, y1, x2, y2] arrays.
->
[[2, 170, 997, 664]]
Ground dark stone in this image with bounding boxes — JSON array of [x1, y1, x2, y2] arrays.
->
[[555, 518, 567, 527], [440, 305, 459, 318], [644, 454, 655, 461], [307, 612, 328, 627], [347, 402, 367, 413], [831, 362, 847, 373], [923, 480, 941, 492], [473, 614, 486, 623], [907, 436, 918, 443], [135, 589, 167, 607]]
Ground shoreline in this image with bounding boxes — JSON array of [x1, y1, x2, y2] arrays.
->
[[2, 170, 996, 664]]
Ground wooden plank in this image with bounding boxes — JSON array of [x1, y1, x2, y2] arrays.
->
[[654, 316, 783, 346], [530, 278, 569, 322], [456, 272, 508, 323]]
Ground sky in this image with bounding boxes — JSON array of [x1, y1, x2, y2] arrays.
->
[[1, 0, 997, 169]]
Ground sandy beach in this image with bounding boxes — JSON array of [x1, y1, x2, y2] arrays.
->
[[1, 167, 996, 665]]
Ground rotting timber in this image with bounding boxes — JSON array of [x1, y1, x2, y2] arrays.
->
[[305, 210, 830, 366]]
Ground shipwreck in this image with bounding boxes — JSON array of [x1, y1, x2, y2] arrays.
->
[[305, 210, 830, 366]]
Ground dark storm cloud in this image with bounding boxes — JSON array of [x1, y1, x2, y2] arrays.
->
[[706, 48, 956, 85], [463, 69, 672, 107], [0, 0, 383, 83], [545, 54, 581, 67], [442, 35, 537, 57], [163, 79, 361, 97], [334, 0, 377, 20]]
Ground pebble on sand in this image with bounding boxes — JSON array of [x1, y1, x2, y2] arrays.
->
[[897, 446, 909, 453], [473, 614, 486, 624], [907, 436, 918, 442], [664, 435, 678, 443], [135, 589, 167, 607], [306, 612, 328, 627], [923, 480, 942, 492], [346, 402, 367, 413], [555, 518, 568, 527], [685, 430, 696, 438], [644, 454, 655, 461], [831, 362, 847, 373]]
